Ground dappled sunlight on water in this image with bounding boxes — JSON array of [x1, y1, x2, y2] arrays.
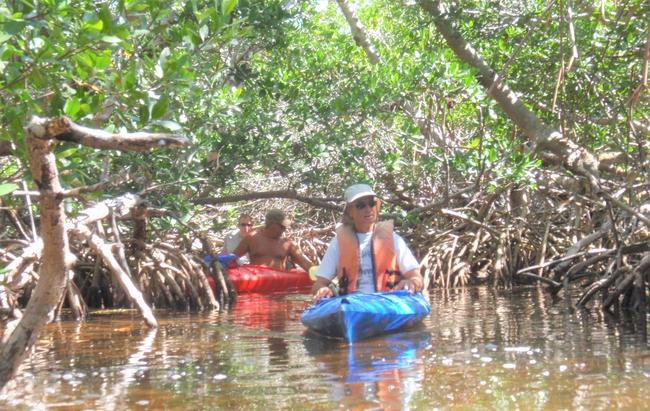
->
[[2, 286, 650, 410]]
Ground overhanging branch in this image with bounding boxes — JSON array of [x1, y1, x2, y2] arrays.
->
[[192, 190, 343, 211]]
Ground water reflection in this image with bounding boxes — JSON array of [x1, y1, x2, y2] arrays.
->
[[2, 286, 650, 410], [304, 330, 429, 410], [232, 293, 292, 367]]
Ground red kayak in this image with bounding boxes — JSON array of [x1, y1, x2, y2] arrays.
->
[[207, 265, 314, 293]]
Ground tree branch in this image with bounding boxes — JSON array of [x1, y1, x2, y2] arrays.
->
[[192, 189, 342, 211], [28, 116, 189, 153], [335, 0, 381, 64]]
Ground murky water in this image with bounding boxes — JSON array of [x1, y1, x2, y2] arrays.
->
[[2, 286, 650, 410]]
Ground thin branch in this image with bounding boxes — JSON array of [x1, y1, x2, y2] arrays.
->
[[440, 208, 502, 237], [516, 248, 609, 274], [517, 272, 562, 287]]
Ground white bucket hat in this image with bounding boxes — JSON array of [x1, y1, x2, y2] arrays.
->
[[344, 184, 377, 204]]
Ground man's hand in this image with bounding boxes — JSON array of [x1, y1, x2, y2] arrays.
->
[[313, 286, 333, 302], [394, 269, 424, 294], [312, 276, 333, 302], [394, 278, 423, 293]]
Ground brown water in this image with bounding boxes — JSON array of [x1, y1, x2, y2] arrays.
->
[[2, 286, 650, 410]]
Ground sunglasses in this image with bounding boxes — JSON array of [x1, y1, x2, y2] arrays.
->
[[239, 223, 252, 227], [354, 199, 377, 210]]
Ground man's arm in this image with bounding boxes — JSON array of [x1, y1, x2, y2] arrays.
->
[[312, 276, 333, 301], [231, 234, 251, 257], [287, 241, 314, 272], [394, 268, 424, 293]]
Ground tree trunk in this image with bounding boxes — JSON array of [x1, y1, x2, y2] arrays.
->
[[0, 116, 188, 389], [0, 119, 75, 388]]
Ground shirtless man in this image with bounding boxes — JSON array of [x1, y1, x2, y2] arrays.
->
[[232, 209, 314, 272]]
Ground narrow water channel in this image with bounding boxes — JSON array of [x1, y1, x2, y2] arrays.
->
[[2, 286, 650, 410]]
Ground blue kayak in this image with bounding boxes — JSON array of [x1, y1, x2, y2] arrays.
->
[[301, 291, 430, 343], [204, 254, 239, 267]]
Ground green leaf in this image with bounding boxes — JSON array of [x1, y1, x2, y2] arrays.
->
[[199, 25, 209, 41], [30, 68, 48, 87], [139, 104, 150, 124], [152, 120, 182, 131], [49, 93, 64, 115], [75, 52, 94, 68], [236, 25, 254, 38], [0, 183, 19, 196], [84, 18, 103, 31], [222, 0, 238, 16], [151, 98, 169, 120], [196, 7, 216, 22], [64, 197, 74, 214], [4, 19, 26, 35], [101, 35, 122, 43], [94, 53, 111, 69], [65, 97, 81, 117], [0, 32, 11, 43], [57, 147, 78, 158]]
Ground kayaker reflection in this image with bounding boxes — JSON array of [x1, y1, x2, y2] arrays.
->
[[221, 213, 254, 264], [303, 332, 429, 410], [312, 184, 424, 302], [232, 209, 314, 272], [335, 349, 425, 411]]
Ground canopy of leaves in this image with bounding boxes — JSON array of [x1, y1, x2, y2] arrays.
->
[[1, 0, 649, 231]]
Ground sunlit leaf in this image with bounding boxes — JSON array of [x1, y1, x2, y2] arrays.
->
[[152, 120, 182, 131], [65, 97, 81, 117], [199, 25, 209, 41], [95, 53, 111, 69], [101, 35, 122, 43], [196, 7, 215, 22], [222, 0, 238, 15], [84, 18, 103, 31], [0, 183, 19, 196], [57, 147, 78, 158]]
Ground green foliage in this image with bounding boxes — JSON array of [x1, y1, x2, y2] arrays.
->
[[1, 0, 648, 228], [0, 0, 308, 221]]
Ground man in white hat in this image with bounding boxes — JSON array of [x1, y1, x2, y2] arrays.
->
[[312, 184, 423, 301], [233, 209, 314, 272]]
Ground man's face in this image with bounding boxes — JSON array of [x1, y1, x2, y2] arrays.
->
[[267, 222, 286, 239], [238, 218, 252, 235], [350, 195, 378, 225]]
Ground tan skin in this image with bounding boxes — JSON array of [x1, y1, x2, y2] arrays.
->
[[237, 217, 253, 237], [312, 195, 424, 301], [232, 222, 314, 272]]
